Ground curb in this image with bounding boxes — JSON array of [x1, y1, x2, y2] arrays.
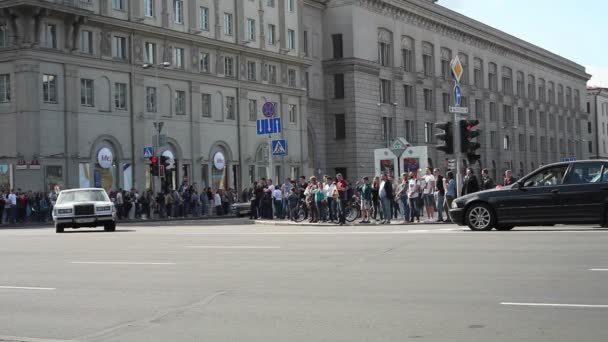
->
[[0, 215, 240, 230], [252, 220, 454, 227]]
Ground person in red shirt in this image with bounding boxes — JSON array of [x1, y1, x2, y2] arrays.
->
[[335, 173, 348, 225]]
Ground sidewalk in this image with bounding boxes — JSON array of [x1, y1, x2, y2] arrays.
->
[[0, 214, 239, 229], [253, 219, 453, 227]]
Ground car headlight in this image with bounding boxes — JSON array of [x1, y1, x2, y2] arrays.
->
[[451, 201, 459, 209], [57, 208, 73, 214], [97, 206, 112, 212]]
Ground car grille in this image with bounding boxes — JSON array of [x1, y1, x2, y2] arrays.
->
[[74, 204, 95, 216]]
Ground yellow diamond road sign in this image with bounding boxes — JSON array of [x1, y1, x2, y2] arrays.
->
[[451, 55, 463, 83]]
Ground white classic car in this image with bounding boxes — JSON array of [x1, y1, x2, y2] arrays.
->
[[52, 188, 117, 233]]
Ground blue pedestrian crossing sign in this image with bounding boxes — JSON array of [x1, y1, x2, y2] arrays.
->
[[272, 139, 287, 156], [143, 146, 154, 158]]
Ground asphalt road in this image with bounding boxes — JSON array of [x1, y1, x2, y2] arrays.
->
[[1, 220, 608, 342]]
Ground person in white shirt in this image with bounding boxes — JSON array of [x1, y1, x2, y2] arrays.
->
[[7, 190, 17, 224], [272, 188, 283, 218], [214, 191, 223, 215], [323, 177, 336, 222], [406, 173, 420, 223], [266, 179, 276, 193], [422, 167, 436, 221]]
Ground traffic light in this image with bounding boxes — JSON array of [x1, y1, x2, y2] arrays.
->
[[149, 156, 158, 176], [460, 119, 481, 163], [435, 122, 454, 154]]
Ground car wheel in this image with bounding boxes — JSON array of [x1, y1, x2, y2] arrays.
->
[[602, 209, 608, 228], [465, 203, 495, 231], [496, 225, 514, 231], [104, 222, 116, 232], [55, 224, 64, 233]]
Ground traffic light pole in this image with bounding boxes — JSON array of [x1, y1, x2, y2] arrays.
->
[[454, 112, 463, 196], [153, 122, 164, 196]]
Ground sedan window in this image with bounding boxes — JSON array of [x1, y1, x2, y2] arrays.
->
[[564, 164, 603, 184], [57, 190, 108, 204], [523, 165, 568, 187]]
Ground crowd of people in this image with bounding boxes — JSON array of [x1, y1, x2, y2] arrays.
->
[[107, 183, 240, 220], [0, 168, 518, 226], [0, 182, 240, 225], [245, 168, 519, 225], [0, 189, 55, 224]]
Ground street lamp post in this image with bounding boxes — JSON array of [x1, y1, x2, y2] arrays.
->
[[142, 62, 171, 196]]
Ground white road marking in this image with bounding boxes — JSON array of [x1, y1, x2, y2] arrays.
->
[[589, 269, 608, 271], [501, 302, 608, 308], [70, 262, 175, 265], [0, 285, 56, 291], [185, 245, 281, 249]]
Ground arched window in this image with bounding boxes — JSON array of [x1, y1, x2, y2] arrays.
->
[[401, 36, 414, 72], [516, 71, 524, 96], [440, 47, 452, 80], [378, 29, 392, 67], [503, 135, 510, 150], [548, 81, 555, 104], [566, 87, 572, 108], [473, 58, 483, 88], [422, 42, 434, 77], [527, 75, 536, 99], [574, 89, 580, 110], [557, 84, 564, 106], [488, 62, 498, 91], [501, 66, 512, 94], [538, 78, 546, 102]]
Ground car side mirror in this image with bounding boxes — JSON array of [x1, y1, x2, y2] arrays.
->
[[515, 182, 526, 191]]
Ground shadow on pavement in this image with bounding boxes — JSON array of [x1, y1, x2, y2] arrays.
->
[[60, 229, 136, 234]]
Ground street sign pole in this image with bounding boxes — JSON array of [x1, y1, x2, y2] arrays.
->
[[450, 56, 466, 195], [268, 133, 273, 182]]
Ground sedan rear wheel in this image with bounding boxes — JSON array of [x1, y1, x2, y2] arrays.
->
[[465, 203, 495, 231]]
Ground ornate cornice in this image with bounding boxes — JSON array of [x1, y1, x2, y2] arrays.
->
[[353, 0, 590, 82]]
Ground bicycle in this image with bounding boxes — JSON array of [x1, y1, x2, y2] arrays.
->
[[344, 194, 361, 223], [292, 199, 308, 223]]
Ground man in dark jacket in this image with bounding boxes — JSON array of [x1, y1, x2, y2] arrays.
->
[[461, 168, 480, 196], [480, 169, 496, 191], [379, 173, 393, 224]]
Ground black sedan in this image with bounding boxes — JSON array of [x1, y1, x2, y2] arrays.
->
[[449, 160, 608, 230]]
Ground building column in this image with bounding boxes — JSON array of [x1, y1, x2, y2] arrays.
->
[[14, 61, 42, 190], [132, 74, 146, 190], [64, 64, 80, 189], [190, 81, 202, 188]]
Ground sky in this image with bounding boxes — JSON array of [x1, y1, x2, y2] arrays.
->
[[438, 0, 608, 87]]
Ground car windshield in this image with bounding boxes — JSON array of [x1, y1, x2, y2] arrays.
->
[[57, 190, 108, 204]]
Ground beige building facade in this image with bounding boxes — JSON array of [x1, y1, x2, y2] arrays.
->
[[303, 0, 591, 181], [0, 0, 594, 193], [587, 88, 608, 160], [0, 0, 311, 193]]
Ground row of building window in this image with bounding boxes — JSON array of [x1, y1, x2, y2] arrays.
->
[[332, 112, 582, 154], [346, 78, 582, 128], [0, 25, 300, 86], [331, 31, 584, 110], [112, 0, 297, 47]]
